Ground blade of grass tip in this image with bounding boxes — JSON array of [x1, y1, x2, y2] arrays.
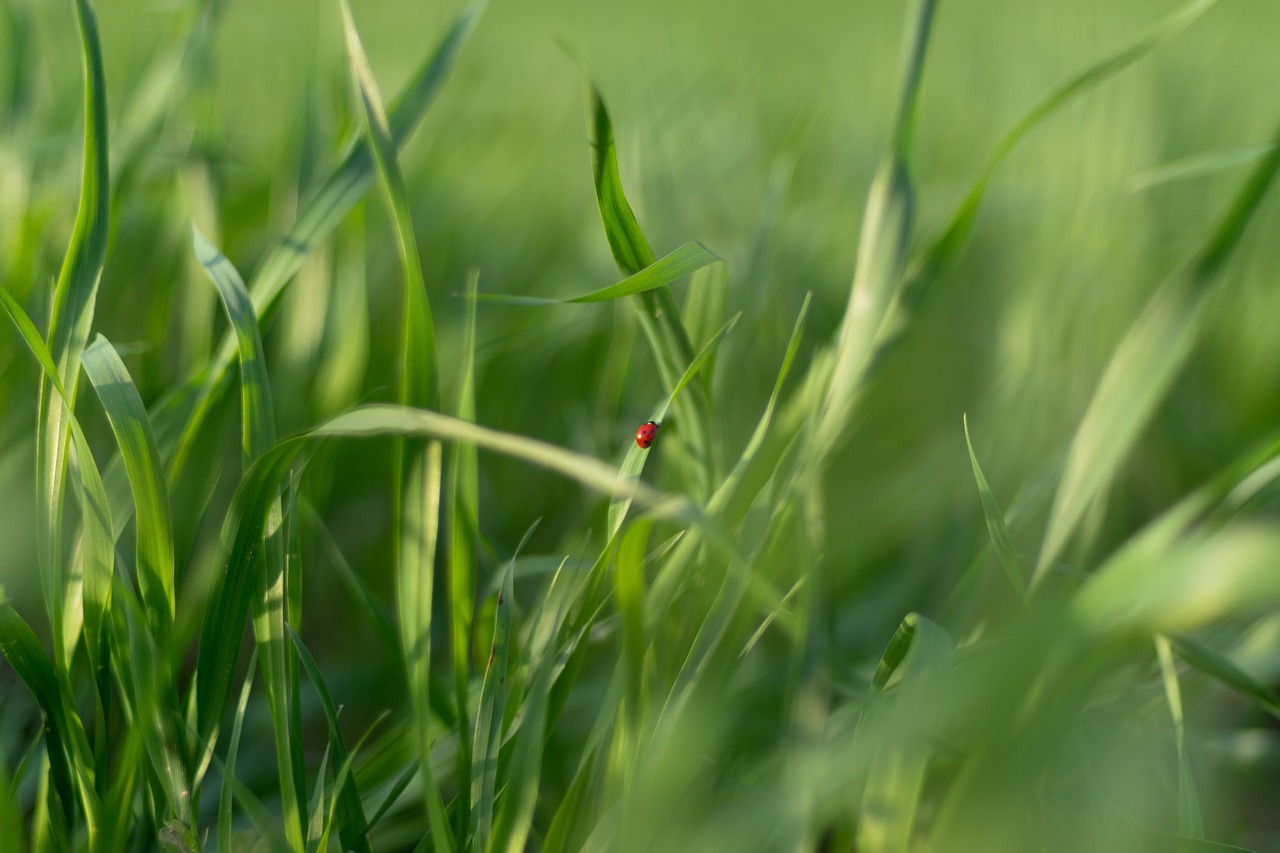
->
[[194, 228, 305, 849], [858, 613, 952, 853], [608, 313, 740, 541], [340, 4, 450, 850], [288, 625, 373, 853], [963, 415, 1027, 601], [881, 0, 1223, 349], [476, 242, 721, 306], [35, 0, 110, 674], [168, 0, 483, 488], [1170, 634, 1280, 722], [449, 269, 481, 837], [584, 79, 715, 500], [1156, 635, 1204, 839], [219, 652, 256, 853], [471, 559, 515, 851], [814, 0, 935, 460], [1032, 124, 1280, 590], [81, 337, 176, 647]]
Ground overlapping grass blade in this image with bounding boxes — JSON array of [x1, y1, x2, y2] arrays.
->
[[477, 242, 720, 306], [340, 4, 449, 849], [585, 81, 715, 499], [881, 0, 1224, 346], [34, 0, 110, 671], [1127, 143, 1276, 193], [449, 270, 481, 836], [168, 0, 483, 484], [82, 337, 176, 643], [1033, 125, 1280, 589], [219, 652, 257, 853], [813, 0, 934, 460], [470, 560, 515, 850], [288, 626, 373, 853], [1170, 634, 1280, 721], [194, 229, 306, 849], [608, 313, 740, 540], [963, 415, 1026, 600]]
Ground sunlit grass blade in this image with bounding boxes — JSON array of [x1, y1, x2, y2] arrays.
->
[[812, 0, 934, 461], [585, 80, 715, 499], [615, 520, 651, 736], [470, 559, 515, 850], [288, 626, 372, 853], [340, 4, 449, 849], [168, 0, 483, 486], [1155, 636, 1203, 839], [449, 270, 481, 837], [477, 242, 720, 306], [608, 313, 740, 540], [34, 0, 111, 673], [219, 652, 257, 853], [881, 0, 1224, 347], [82, 337, 176, 644], [963, 415, 1026, 601], [1033, 125, 1280, 589]]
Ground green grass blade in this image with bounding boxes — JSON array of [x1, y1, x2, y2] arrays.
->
[[288, 626, 373, 853], [449, 270, 481, 837], [315, 714, 389, 853], [1127, 144, 1276, 193], [81, 337, 176, 643], [1033, 125, 1280, 589], [813, 0, 935, 460], [219, 652, 256, 853], [963, 415, 1026, 601], [34, 0, 111, 673], [1156, 636, 1204, 839], [477, 242, 720, 306], [340, 4, 450, 849], [607, 313, 740, 540], [615, 520, 651, 734], [1170, 634, 1280, 721], [471, 561, 515, 850], [883, 0, 1223, 345]]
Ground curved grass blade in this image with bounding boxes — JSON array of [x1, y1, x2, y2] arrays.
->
[[1126, 144, 1277, 193], [340, 4, 449, 849], [35, 0, 111, 672], [963, 414, 1026, 601], [194, 230, 305, 849], [288, 626, 372, 853], [477, 242, 720, 306], [82, 337, 176, 643], [608, 313, 740, 540], [168, 0, 483, 488], [1033, 125, 1280, 589], [880, 0, 1224, 349]]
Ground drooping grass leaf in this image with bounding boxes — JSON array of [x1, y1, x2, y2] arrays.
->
[[477, 242, 720, 306], [963, 414, 1026, 601], [1033, 125, 1280, 588]]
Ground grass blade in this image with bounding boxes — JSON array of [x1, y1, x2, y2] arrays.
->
[[219, 652, 257, 853], [1170, 634, 1280, 721], [963, 415, 1026, 601], [1033, 125, 1280, 588], [471, 560, 515, 850], [477, 242, 720, 306], [1155, 636, 1203, 839]]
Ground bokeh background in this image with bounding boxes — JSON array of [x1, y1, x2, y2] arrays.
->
[[3, 0, 1280, 848]]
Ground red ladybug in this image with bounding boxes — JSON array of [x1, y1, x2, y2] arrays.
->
[[635, 420, 659, 449]]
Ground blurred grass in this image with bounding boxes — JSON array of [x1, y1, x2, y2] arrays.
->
[[2, 0, 1280, 850]]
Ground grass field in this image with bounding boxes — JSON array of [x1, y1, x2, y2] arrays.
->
[[2, 0, 1280, 850]]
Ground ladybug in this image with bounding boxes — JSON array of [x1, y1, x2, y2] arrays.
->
[[635, 420, 660, 449]]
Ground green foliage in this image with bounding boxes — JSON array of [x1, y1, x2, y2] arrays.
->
[[2, 0, 1280, 850]]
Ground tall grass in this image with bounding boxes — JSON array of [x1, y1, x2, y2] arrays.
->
[[2, 0, 1280, 851]]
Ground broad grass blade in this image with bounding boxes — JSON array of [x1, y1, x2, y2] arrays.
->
[[1034, 127, 1280, 588]]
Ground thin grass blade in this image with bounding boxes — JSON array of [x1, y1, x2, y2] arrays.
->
[[963, 415, 1026, 600]]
